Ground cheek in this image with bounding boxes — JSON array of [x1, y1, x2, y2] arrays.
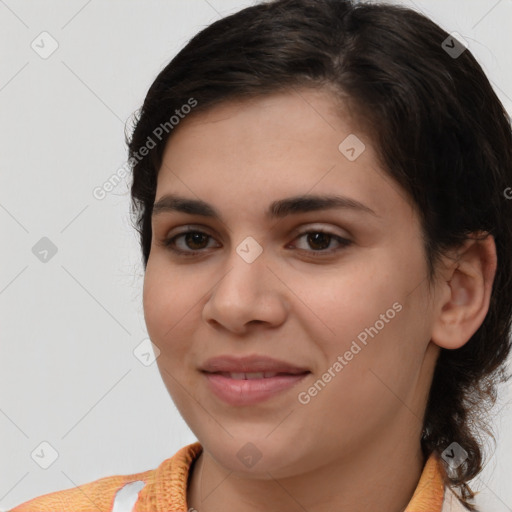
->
[[143, 269, 198, 398], [142, 266, 166, 340], [323, 284, 431, 416], [143, 261, 191, 344], [143, 260, 210, 374], [298, 251, 428, 383], [293, 258, 405, 344], [296, 300, 427, 444]]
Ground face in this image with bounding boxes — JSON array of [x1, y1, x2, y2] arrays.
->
[[143, 88, 441, 477]]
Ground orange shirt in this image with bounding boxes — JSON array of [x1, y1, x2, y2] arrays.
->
[[10, 442, 467, 512]]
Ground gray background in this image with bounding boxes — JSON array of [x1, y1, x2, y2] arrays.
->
[[1, 1, 511, 510]]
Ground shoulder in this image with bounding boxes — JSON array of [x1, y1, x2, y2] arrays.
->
[[441, 486, 472, 512], [9, 442, 203, 512], [9, 468, 156, 512]]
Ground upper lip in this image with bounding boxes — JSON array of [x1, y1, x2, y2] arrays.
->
[[200, 355, 310, 374]]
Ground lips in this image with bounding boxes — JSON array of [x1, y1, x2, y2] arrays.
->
[[200, 354, 309, 375], [200, 355, 310, 406], [217, 372, 290, 379]]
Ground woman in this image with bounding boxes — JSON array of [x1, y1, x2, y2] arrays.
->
[[11, 0, 512, 510]]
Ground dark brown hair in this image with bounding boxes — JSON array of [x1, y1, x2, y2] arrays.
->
[[125, 0, 512, 508]]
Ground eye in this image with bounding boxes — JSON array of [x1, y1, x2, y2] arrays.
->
[[288, 230, 352, 257], [160, 228, 219, 256], [158, 226, 352, 258]]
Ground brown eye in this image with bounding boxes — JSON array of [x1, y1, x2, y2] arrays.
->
[[290, 230, 352, 257], [160, 227, 351, 259], [306, 232, 332, 251], [182, 232, 209, 250], [161, 230, 219, 255]]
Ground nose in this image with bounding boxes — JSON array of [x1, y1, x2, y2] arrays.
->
[[202, 245, 289, 335]]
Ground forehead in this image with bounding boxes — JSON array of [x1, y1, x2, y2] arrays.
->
[[155, 88, 413, 223]]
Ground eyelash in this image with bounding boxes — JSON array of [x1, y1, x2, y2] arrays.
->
[[160, 227, 352, 258]]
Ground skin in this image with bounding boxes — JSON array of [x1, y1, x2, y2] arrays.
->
[[143, 88, 497, 512]]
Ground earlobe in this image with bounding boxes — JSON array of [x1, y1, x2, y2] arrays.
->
[[431, 233, 497, 350]]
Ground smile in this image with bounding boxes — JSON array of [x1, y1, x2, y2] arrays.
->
[[202, 371, 310, 406]]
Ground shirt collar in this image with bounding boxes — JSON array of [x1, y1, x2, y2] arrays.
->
[[405, 452, 445, 511], [157, 443, 448, 512]]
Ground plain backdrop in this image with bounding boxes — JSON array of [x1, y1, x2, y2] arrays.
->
[[1, 1, 511, 510]]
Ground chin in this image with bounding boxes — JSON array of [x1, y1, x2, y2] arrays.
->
[[198, 434, 309, 478]]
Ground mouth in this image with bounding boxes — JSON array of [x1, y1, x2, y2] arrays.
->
[[199, 354, 311, 406], [200, 354, 310, 374], [201, 369, 310, 406], [210, 371, 308, 379]]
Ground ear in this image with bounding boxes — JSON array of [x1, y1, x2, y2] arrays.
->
[[431, 232, 497, 350]]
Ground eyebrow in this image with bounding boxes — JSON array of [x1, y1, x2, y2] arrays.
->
[[152, 193, 379, 221]]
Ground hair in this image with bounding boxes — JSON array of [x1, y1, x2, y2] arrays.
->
[[125, 0, 512, 508]]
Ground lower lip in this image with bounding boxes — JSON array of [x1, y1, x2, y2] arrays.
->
[[203, 372, 309, 406]]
